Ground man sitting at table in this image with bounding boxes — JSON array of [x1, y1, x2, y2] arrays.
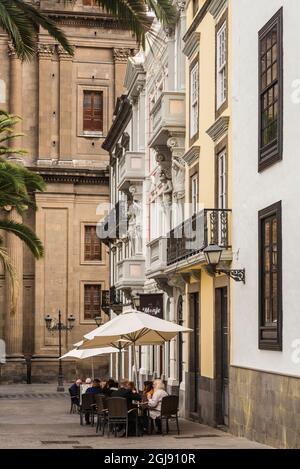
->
[[111, 379, 141, 409]]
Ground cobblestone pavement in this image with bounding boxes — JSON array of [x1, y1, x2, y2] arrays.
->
[[0, 384, 270, 449]]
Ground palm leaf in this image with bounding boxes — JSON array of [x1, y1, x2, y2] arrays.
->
[[0, 244, 18, 312], [0, 219, 44, 259]]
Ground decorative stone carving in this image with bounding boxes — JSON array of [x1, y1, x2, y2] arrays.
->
[[176, 1, 186, 12], [121, 132, 130, 151], [113, 48, 132, 63], [57, 44, 74, 60], [159, 170, 173, 207], [127, 185, 143, 256], [7, 42, 17, 58], [37, 43, 55, 59]]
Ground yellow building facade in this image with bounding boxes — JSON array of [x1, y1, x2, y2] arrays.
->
[[172, 0, 233, 425]]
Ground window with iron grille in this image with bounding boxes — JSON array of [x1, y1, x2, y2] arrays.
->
[[84, 225, 102, 261], [84, 284, 101, 320], [258, 201, 282, 350], [83, 90, 103, 132], [258, 8, 283, 171]]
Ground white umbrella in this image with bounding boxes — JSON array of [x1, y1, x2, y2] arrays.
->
[[60, 346, 122, 379], [80, 309, 192, 388], [81, 309, 191, 348]]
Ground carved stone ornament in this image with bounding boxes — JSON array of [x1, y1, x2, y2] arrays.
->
[[57, 44, 74, 60], [176, 1, 186, 12], [113, 48, 132, 63], [37, 43, 55, 59], [7, 42, 17, 57]]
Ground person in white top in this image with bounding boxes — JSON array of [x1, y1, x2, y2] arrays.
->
[[147, 379, 168, 434], [80, 377, 92, 404]]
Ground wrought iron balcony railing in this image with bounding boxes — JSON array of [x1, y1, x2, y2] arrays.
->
[[167, 209, 232, 266]]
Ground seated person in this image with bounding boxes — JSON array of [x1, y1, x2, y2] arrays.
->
[[111, 379, 141, 409], [86, 378, 102, 394], [142, 381, 154, 401], [100, 380, 111, 397], [111, 379, 142, 436], [147, 379, 168, 434], [108, 378, 118, 392], [80, 377, 92, 405], [69, 379, 82, 406]]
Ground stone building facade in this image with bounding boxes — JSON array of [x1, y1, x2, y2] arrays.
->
[[0, 0, 136, 383]]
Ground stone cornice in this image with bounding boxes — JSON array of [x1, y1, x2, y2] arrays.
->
[[183, 32, 200, 59], [209, 0, 228, 19], [102, 96, 132, 152], [124, 55, 146, 101], [28, 166, 109, 185], [183, 0, 212, 41], [206, 116, 230, 142], [37, 43, 55, 59], [182, 145, 200, 166], [43, 10, 128, 30]]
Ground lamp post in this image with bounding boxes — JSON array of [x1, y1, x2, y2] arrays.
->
[[203, 244, 246, 283], [94, 315, 103, 327], [44, 310, 75, 392]]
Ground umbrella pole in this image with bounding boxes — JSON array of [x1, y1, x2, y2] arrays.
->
[[132, 343, 139, 391], [118, 348, 122, 381], [91, 357, 94, 380]]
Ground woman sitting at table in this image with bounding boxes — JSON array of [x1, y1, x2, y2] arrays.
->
[[147, 379, 168, 434]]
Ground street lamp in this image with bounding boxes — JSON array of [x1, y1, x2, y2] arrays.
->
[[131, 293, 141, 310], [44, 310, 76, 392], [203, 244, 246, 284], [94, 315, 103, 327]]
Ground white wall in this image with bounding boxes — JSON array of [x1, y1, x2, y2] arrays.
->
[[232, 0, 300, 376]]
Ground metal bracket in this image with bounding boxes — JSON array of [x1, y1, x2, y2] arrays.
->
[[217, 268, 246, 284]]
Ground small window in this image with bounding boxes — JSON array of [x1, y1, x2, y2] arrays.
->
[[84, 225, 102, 261], [83, 90, 103, 132], [190, 60, 199, 140], [258, 201, 282, 350], [258, 8, 283, 171], [216, 21, 227, 110], [191, 174, 198, 215], [84, 284, 101, 320]]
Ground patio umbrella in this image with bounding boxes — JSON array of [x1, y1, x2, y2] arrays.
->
[[59, 346, 122, 379], [80, 309, 192, 388]]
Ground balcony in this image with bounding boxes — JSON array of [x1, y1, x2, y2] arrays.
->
[[101, 286, 123, 314], [118, 151, 146, 192], [167, 209, 232, 266], [146, 236, 168, 279], [115, 257, 145, 290], [149, 91, 185, 147], [98, 201, 128, 244]]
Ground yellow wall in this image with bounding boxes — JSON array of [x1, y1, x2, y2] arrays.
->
[[184, 1, 233, 380]]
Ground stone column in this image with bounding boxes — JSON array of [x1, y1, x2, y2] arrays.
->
[[5, 209, 24, 358], [58, 46, 73, 161], [113, 49, 131, 103], [8, 43, 23, 159], [37, 44, 55, 160], [168, 296, 177, 385]]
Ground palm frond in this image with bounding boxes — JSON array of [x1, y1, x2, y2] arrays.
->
[[0, 244, 18, 312], [0, 219, 44, 259], [146, 0, 178, 27], [0, 0, 72, 60]]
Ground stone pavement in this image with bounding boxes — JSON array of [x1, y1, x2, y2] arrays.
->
[[0, 384, 270, 449]]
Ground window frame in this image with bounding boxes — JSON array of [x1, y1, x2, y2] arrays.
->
[[258, 201, 282, 351], [80, 222, 104, 265], [83, 90, 104, 133], [215, 11, 228, 117], [258, 8, 283, 172], [189, 55, 199, 145], [191, 174, 198, 216], [216, 21, 227, 110], [83, 283, 102, 321], [84, 225, 102, 262]]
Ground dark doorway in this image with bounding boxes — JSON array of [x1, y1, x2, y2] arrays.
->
[[189, 292, 200, 415], [215, 287, 229, 426], [177, 296, 183, 384]]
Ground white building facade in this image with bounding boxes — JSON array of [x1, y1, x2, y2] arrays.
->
[[231, 0, 300, 448]]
